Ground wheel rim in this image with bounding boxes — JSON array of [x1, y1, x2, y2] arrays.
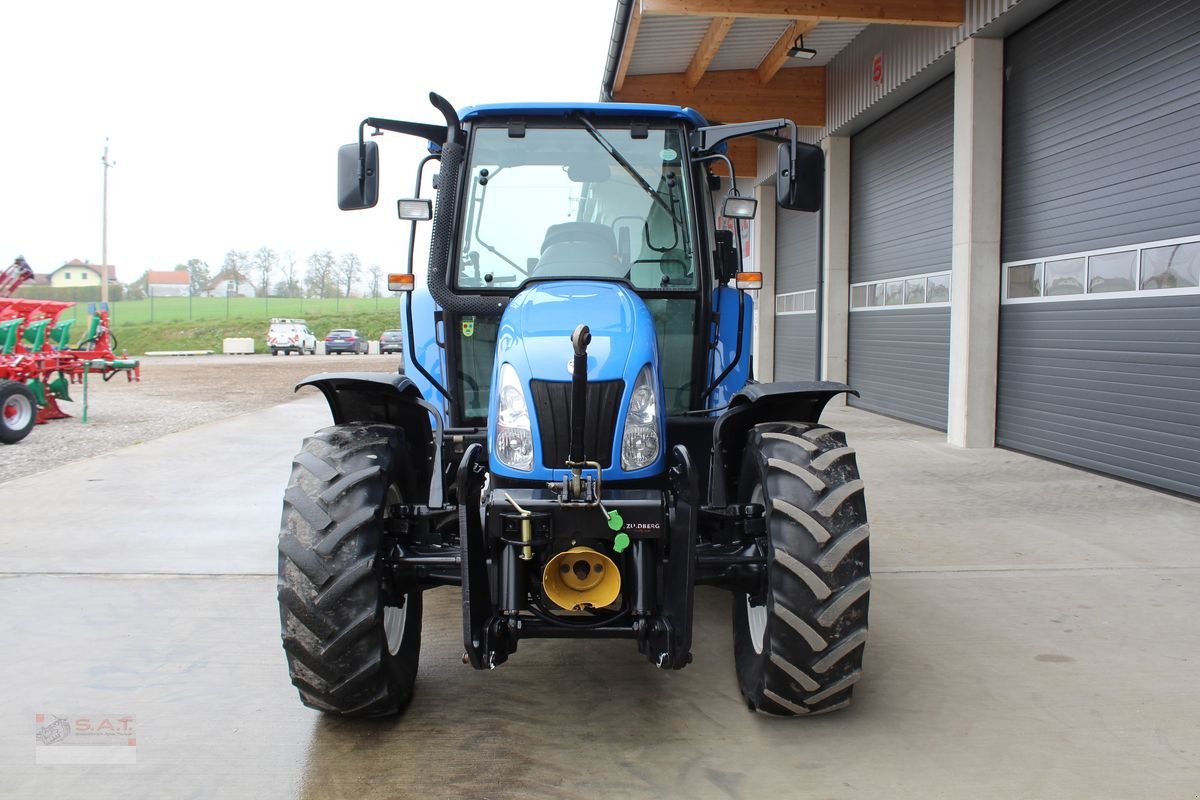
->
[[2, 393, 33, 430], [746, 483, 768, 655], [383, 603, 408, 656], [381, 484, 406, 656]]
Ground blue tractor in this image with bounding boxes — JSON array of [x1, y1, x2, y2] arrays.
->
[[277, 94, 870, 718]]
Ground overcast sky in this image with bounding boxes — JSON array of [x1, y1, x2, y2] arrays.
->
[[2, 0, 616, 283]]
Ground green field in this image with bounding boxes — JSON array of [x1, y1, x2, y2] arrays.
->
[[103, 295, 400, 325], [109, 310, 405, 355], [54, 296, 409, 355]]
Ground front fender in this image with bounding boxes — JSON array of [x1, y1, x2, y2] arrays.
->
[[708, 381, 857, 506], [296, 372, 444, 506]]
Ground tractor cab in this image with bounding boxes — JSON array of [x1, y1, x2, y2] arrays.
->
[[276, 94, 870, 720]]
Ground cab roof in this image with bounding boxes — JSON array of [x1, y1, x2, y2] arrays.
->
[[459, 102, 709, 128]]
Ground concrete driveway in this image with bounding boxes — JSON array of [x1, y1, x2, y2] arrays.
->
[[1, 397, 1198, 799]]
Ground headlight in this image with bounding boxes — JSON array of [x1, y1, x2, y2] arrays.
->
[[621, 364, 660, 471], [495, 362, 533, 471]]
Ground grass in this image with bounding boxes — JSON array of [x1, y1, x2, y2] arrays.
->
[[105, 304, 405, 355], [100, 295, 400, 325], [17, 294, 405, 354]]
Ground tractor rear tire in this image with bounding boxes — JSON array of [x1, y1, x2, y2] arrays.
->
[[277, 422, 423, 717], [732, 421, 870, 716], [0, 380, 38, 444]]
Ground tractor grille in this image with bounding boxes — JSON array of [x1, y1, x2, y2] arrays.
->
[[529, 380, 624, 469]]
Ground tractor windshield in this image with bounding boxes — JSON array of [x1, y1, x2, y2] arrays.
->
[[457, 126, 696, 292]]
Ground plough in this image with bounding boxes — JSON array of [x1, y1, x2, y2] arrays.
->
[[0, 257, 140, 444]]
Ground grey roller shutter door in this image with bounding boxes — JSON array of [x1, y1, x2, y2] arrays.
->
[[998, 0, 1200, 497], [848, 77, 953, 429], [774, 207, 819, 380]]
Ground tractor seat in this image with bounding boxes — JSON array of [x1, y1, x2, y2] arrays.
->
[[540, 222, 618, 254], [533, 222, 626, 280]]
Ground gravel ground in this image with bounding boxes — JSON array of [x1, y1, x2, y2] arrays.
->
[[0, 352, 401, 484]]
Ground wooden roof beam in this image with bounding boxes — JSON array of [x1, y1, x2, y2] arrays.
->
[[613, 1, 643, 94], [685, 17, 735, 88], [640, 0, 964, 27], [756, 19, 818, 85], [614, 67, 825, 127]]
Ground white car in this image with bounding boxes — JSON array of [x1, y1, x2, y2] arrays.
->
[[267, 318, 317, 356]]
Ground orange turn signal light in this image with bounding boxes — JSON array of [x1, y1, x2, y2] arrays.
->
[[735, 271, 763, 290], [388, 273, 415, 292]]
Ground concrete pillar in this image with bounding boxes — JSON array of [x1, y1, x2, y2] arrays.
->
[[752, 181, 777, 382], [947, 37, 1004, 448], [821, 136, 851, 393]]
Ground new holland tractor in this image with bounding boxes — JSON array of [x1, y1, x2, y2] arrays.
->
[[277, 94, 870, 718]]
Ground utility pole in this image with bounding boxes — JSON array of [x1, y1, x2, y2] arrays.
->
[[101, 139, 115, 306]]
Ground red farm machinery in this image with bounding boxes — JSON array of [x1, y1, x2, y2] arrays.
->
[[0, 257, 140, 444]]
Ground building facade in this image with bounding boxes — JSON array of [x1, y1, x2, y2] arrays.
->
[[48, 259, 117, 289], [603, 0, 1200, 497]]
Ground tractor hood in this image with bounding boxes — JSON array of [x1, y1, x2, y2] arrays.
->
[[489, 280, 665, 481], [499, 281, 651, 381]]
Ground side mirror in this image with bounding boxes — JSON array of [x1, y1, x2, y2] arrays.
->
[[776, 142, 823, 212], [337, 141, 379, 210], [714, 229, 738, 282]]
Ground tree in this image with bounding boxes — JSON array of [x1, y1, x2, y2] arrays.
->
[[126, 271, 148, 301], [367, 264, 383, 299], [337, 252, 362, 298], [222, 250, 249, 292], [184, 258, 210, 296], [305, 250, 335, 298], [253, 247, 277, 297], [277, 250, 302, 298]]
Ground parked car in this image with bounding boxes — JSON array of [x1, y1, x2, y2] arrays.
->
[[267, 318, 317, 356], [324, 328, 368, 355], [379, 329, 404, 354]]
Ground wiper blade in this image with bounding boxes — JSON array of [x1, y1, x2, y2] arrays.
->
[[574, 114, 679, 223]]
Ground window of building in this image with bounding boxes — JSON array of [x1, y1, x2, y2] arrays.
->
[[1087, 251, 1136, 293], [884, 281, 903, 306], [775, 289, 817, 315], [851, 285, 867, 308], [1004, 235, 1200, 303], [1141, 242, 1200, 290], [850, 271, 951, 311], [64, 272, 72, 280], [927, 274, 951, 303], [1006, 263, 1041, 298], [904, 278, 926, 305], [1044, 258, 1085, 297]]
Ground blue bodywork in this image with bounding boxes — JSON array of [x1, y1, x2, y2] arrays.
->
[[401, 287, 448, 417], [488, 281, 666, 482], [461, 102, 709, 128], [706, 286, 754, 410]]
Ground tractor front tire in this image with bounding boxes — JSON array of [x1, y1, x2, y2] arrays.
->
[[277, 422, 423, 717], [732, 421, 870, 716], [0, 380, 38, 444]]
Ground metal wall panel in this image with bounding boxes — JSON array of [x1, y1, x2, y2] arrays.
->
[[823, 0, 1020, 138], [848, 308, 951, 430], [999, 0, 1200, 497], [1001, 0, 1200, 261], [849, 77, 954, 284], [775, 208, 819, 293], [774, 315, 819, 381], [773, 207, 820, 379], [997, 296, 1200, 496], [846, 78, 953, 427]]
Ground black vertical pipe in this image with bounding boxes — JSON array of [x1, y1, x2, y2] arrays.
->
[[569, 324, 591, 463]]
